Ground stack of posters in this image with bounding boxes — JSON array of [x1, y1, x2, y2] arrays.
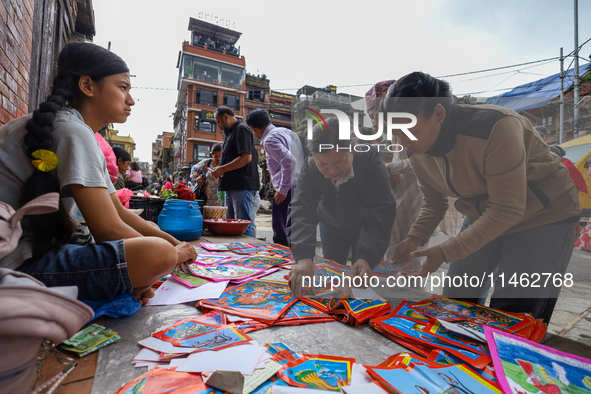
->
[[371, 259, 411, 277], [301, 293, 391, 326], [188, 263, 265, 283], [59, 324, 120, 357], [370, 297, 551, 379], [198, 279, 297, 324], [366, 352, 501, 394], [277, 354, 355, 391]]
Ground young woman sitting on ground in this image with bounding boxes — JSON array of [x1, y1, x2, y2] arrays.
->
[[0, 42, 196, 304]]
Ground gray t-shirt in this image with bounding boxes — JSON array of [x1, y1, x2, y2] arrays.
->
[[0, 108, 116, 269]]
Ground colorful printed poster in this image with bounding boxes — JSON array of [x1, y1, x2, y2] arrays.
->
[[228, 241, 291, 256], [195, 253, 231, 265], [428, 349, 497, 382], [301, 296, 390, 326], [392, 303, 490, 358], [370, 306, 492, 369], [171, 265, 210, 288], [278, 354, 354, 391], [189, 263, 264, 282], [152, 318, 218, 343], [229, 267, 280, 285], [366, 362, 501, 394], [113, 367, 212, 394], [372, 259, 411, 277], [196, 309, 228, 327], [275, 300, 335, 325], [313, 257, 351, 275], [424, 319, 490, 355], [221, 255, 290, 270], [199, 279, 297, 323], [200, 242, 252, 252], [410, 296, 533, 333], [176, 325, 251, 351], [485, 326, 591, 394]]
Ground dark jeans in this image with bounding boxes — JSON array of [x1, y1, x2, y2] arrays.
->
[[319, 223, 359, 265], [444, 218, 577, 324], [271, 189, 291, 247], [18, 240, 132, 301]]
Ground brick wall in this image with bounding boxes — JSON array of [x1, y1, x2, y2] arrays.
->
[[0, 0, 34, 126]]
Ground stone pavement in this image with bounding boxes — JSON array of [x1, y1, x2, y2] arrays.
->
[[254, 212, 591, 347]]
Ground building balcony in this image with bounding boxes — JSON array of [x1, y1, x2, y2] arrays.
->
[[182, 41, 245, 67]]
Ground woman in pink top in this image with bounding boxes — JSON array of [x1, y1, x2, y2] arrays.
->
[[162, 176, 174, 192], [124, 161, 143, 189]]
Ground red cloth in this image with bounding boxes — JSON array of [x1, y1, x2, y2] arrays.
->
[[563, 158, 588, 194]]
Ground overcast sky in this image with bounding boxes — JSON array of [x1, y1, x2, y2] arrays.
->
[[92, 0, 591, 162]]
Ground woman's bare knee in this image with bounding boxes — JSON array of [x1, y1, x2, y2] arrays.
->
[[124, 237, 177, 288]]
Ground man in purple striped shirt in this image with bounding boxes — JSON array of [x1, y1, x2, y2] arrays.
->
[[246, 109, 304, 246]]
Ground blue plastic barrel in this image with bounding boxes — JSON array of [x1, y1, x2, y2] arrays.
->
[[157, 200, 203, 241]]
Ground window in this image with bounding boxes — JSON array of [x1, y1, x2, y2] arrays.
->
[[182, 53, 245, 85], [193, 144, 210, 161], [249, 90, 263, 101], [195, 89, 218, 106], [195, 117, 215, 133], [224, 94, 240, 111]]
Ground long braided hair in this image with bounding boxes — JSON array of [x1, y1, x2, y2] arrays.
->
[[21, 42, 129, 257]]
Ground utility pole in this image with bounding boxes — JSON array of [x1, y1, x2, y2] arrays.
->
[[560, 47, 565, 143], [573, 0, 580, 136]]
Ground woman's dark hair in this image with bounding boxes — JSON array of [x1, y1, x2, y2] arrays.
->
[[380, 71, 454, 118], [211, 143, 222, 154], [245, 109, 271, 129], [112, 146, 131, 163], [130, 161, 140, 171], [308, 117, 356, 154], [166, 176, 172, 182], [21, 42, 129, 257]]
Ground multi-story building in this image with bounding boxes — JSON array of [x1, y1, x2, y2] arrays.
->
[[243, 76, 294, 146], [103, 123, 136, 157], [152, 132, 174, 182], [293, 84, 364, 135], [173, 17, 246, 180]]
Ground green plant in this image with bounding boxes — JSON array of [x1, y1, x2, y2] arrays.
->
[[184, 64, 194, 78]]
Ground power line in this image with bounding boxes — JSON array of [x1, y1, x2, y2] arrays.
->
[[436, 57, 560, 79]]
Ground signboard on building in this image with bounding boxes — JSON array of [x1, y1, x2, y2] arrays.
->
[[200, 110, 216, 122], [197, 12, 236, 30], [270, 91, 293, 100]]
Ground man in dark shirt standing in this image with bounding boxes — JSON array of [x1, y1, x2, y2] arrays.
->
[[210, 106, 259, 237]]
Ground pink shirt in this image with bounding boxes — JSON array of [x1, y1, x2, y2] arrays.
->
[[125, 169, 143, 183]]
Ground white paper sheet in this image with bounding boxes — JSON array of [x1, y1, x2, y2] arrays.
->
[[351, 287, 386, 301], [255, 352, 273, 370], [176, 343, 267, 375], [168, 357, 188, 369], [350, 363, 373, 386], [132, 347, 162, 362], [225, 313, 248, 322], [137, 337, 197, 354], [146, 277, 227, 305]]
